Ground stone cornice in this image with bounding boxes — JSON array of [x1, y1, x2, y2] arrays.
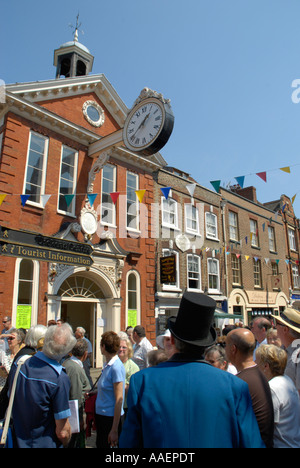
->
[[2, 91, 99, 145], [5, 74, 128, 127]]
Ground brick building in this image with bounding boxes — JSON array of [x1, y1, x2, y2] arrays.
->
[[220, 185, 289, 325], [0, 33, 164, 366], [154, 166, 227, 333], [264, 194, 300, 309]]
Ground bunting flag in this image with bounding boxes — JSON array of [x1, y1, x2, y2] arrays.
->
[[245, 255, 250, 261], [110, 192, 120, 205], [280, 167, 291, 173], [292, 194, 297, 204], [186, 183, 196, 198], [0, 194, 7, 206], [135, 189, 146, 203], [235, 176, 245, 188], [20, 195, 30, 207], [210, 180, 221, 192], [87, 193, 98, 207], [64, 194, 75, 207], [161, 187, 171, 200], [256, 172, 267, 182], [41, 194, 51, 206]]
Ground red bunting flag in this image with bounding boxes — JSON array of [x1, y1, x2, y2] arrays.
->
[[110, 192, 120, 204], [256, 172, 267, 182]]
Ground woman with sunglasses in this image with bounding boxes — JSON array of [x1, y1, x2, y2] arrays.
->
[[0, 329, 25, 390]]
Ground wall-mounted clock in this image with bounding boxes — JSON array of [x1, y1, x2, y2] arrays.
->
[[123, 88, 174, 156]]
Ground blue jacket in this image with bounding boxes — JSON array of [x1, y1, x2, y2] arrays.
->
[[119, 355, 265, 448]]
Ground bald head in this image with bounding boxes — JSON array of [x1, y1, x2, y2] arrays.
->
[[227, 328, 256, 356]]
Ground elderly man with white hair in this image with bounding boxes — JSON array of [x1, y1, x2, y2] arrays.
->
[[9, 323, 76, 448]]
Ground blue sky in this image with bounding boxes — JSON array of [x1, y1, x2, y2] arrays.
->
[[2, 0, 300, 215]]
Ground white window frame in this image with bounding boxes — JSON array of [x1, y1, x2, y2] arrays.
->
[[126, 270, 141, 327], [100, 164, 116, 227], [250, 219, 259, 247], [57, 145, 78, 217], [187, 254, 202, 291], [268, 226, 276, 252], [126, 172, 140, 232], [185, 204, 200, 236], [253, 259, 262, 288], [23, 131, 49, 208], [207, 258, 220, 293], [229, 211, 239, 242], [288, 227, 297, 252], [292, 264, 300, 290], [12, 258, 39, 327], [231, 254, 242, 286], [205, 212, 218, 240], [161, 197, 179, 230], [162, 249, 180, 291]]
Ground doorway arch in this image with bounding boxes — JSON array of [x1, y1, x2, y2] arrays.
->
[[48, 265, 121, 368]]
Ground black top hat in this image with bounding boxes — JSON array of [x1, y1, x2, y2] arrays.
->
[[168, 291, 217, 348]]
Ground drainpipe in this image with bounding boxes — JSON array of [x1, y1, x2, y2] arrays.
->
[[221, 199, 228, 300]]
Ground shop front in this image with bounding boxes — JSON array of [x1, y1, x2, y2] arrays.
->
[[228, 288, 289, 327]]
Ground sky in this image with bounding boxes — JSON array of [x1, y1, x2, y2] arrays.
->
[[2, 0, 300, 215]]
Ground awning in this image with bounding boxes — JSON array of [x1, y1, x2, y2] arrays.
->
[[214, 309, 243, 320]]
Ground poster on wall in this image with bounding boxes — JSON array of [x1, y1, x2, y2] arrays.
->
[[16, 305, 32, 329], [128, 309, 137, 328]]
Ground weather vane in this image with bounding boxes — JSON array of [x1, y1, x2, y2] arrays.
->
[[69, 13, 84, 42]]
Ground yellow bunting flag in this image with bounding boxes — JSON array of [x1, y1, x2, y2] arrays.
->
[[0, 194, 7, 206], [292, 194, 297, 204], [135, 190, 146, 203], [245, 255, 250, 261], [280, 167, 291, 174]]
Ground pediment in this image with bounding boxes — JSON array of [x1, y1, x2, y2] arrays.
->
[[5, 74, 128, 129]]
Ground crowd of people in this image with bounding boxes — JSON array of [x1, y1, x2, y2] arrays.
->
[[1, 292, 300, 448]]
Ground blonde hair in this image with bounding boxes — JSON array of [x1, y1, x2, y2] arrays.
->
[[119, 336, 134, 359], [256, 344, 287, 377]]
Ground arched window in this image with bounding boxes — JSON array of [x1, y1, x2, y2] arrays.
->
[[76, 60, 87, 76], [13, 259, 39, 328], [126, 271, 140, 327], [58, 275, 104, 299]]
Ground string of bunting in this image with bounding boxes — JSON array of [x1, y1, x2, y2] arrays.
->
[[0, 182, 295, 267], [210, 164, 299, 205], [0, 190, 148, 208]]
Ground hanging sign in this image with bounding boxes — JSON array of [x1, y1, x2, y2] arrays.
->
[[160, 255, 176, 284]]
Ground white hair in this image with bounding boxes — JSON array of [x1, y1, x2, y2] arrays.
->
[[25, 324, 47, 349], [43, 323, 76, 361]]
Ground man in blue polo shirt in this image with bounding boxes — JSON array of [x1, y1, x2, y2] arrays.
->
[[9, 323, 77, 448]]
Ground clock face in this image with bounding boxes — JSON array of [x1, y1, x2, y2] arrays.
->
[[123, 99, 165, 152]]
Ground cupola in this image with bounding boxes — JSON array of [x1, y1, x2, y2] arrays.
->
[[53, 17, 94, 78]]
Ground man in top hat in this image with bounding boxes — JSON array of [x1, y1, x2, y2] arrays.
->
[[272, 307, 300, 395], [119, 292, 264, 448]]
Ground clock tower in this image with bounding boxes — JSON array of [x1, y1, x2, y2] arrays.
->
[[53, 16, 94, 78]]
